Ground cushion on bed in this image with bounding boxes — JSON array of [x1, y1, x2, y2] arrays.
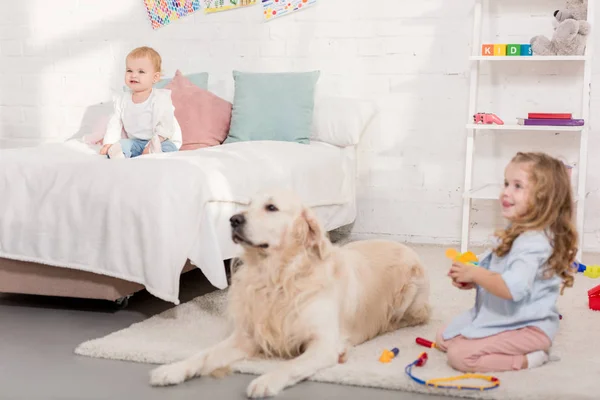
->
[[224, 70, 320, 145], [165, 70, 232, 151], [310, 96, 377, 147]]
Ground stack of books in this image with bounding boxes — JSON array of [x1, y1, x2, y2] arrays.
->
[[516, 113, 584, 126]]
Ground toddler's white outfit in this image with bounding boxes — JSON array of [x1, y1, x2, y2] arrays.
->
[[103, 88, 182, 158]]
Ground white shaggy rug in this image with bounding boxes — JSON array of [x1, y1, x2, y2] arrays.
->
[[75, 254, 600, 400]]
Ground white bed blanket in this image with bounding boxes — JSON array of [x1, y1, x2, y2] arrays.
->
[[0, 140, 355, 304]]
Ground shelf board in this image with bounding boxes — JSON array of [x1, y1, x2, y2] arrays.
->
[[470, 55, 589, 61], [465, 183, 580, 202], [466, 123, 584, 132]]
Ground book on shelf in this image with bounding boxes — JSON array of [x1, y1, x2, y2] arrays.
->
[[516, 117, 584, 126], [527, 113, 572, 119]]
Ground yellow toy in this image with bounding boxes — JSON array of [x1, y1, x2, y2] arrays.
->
[[378, 347, 399, 363], [445, 249, 479, 287], [584, 265, 600, 279], [445, 248, 479, 265]]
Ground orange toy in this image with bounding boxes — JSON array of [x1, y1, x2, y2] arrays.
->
[[445, 248, 478, 265], [445, 249, 479, 287]]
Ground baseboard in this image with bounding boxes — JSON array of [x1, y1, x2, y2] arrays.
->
[[348, 232, 600, 254], [347, 232, 482, 246]]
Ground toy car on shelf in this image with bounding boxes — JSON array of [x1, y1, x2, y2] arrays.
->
[[473, 112, 504, 125]]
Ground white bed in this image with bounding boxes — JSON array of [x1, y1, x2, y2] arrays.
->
[[0, 96, 375, 305], [0, 139, 356, 304]]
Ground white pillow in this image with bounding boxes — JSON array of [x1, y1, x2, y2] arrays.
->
[[310, 96, 377, 147]]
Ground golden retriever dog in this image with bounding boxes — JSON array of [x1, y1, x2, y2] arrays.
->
[[149, 189, 430, 397]]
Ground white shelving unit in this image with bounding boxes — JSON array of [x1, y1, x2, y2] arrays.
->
[[461, 0, 595, 259]]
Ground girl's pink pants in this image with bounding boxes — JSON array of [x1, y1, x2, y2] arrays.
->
[[435, 325, 551, 372]]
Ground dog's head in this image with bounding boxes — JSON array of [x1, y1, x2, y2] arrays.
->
[[229, 189, 331, 259]]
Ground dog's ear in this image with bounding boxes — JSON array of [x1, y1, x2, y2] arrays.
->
[[302, 208, 331, 259]]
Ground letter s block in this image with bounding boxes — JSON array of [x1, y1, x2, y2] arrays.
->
[[520, 44, 532, 56]]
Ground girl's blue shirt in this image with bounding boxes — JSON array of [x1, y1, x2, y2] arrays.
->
[[443, 230, 561, 341]]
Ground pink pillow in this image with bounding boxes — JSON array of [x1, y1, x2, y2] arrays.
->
[[165, 70, 232, 151]]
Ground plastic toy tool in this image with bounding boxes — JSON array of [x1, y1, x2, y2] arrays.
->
[[445, 249, 478, 265], [405, 352, 500, 391], [445, 249, 479, 287], [379, 347, 399, 363], [473, 112, 504, 125], [416, 337, 438, 349], [573, 262, 600, 278]]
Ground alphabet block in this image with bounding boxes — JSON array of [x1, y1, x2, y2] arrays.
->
[[481, 44, 494, 56], [507, 44, 521, 56], [493, 44, 507, 56], [520, 44, 532, 56]]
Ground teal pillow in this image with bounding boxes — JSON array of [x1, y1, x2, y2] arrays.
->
[[224, 70, 320, 144], [122, 72, 209, 91]]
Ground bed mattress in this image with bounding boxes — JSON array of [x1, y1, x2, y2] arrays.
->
[[0, 139, 356, 304]]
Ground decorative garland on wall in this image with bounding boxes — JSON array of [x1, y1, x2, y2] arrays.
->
[[143, 0, 317, 29], [204, 0, 257, 14], [262, 0, 317, 21], [143, 0, 201, 30]]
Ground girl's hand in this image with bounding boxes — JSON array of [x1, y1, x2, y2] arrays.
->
[[451, 280, 476, 290], [99, 144, 111, 155], [142, 144, 150, 155], [449, 261, 477, 283]]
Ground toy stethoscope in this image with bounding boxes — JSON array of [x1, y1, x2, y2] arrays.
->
[[405, 338, 500, 391]]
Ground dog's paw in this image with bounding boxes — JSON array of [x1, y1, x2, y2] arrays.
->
[[149, 362, 191, 387], [246, 372, 288, 398]]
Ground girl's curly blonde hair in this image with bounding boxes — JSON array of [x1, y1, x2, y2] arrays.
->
[[494, 152, 578, 294]]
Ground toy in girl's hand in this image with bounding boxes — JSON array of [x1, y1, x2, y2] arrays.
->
[[445, 249, 478, 265], [445, 249, 479, 287], [473, 112, 504, 125]]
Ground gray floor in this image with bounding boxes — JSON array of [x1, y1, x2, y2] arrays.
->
[[0, 266, 446, 400]]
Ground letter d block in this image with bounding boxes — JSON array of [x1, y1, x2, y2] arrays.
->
[[507, 44, 521, 56], [481, 44, 494, 56], [493, 44, 507, 56]]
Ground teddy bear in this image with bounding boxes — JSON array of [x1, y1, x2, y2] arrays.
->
[[530, 0, 590, 56]]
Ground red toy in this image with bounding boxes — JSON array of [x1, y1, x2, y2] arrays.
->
[[416, 337, 438, 349], [473, 112, 504, 125], [589, 284, 600, 311]]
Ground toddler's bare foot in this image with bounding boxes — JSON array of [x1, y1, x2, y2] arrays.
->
[[108, 143, 125, 159]]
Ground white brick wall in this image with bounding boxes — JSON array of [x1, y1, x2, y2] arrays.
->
[[1, 0, 599, 251]]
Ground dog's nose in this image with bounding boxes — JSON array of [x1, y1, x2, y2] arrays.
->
[[230, 214, 246, 228], [554, 9, 559, 17]]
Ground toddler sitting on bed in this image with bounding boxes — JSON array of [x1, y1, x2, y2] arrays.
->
[[100, 46, 182, 159]]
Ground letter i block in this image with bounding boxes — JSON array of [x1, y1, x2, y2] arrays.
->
[[520, 44, 532, 56], [507, 44, 521, 56], [481, 44, 494, 56], [493, 44, 507, 56]]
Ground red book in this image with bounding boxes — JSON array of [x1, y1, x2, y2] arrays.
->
[[528, 113, 572, 119]]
